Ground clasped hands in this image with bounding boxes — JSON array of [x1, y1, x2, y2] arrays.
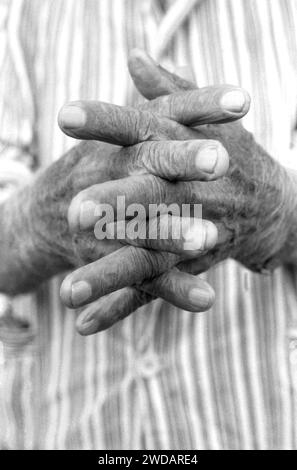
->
[[39, 50, 294, 335]]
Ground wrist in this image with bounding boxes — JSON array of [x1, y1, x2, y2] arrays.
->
[[28, 175, 75, 275], [249, 166, 297, 271], [0, 182, 71, 294], [232, 145, 294, 272]]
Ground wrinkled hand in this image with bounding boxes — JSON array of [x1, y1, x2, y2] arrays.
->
[[56, 87, 242, 308], [30, 85, 235, 274], [59, 51, 296, 335], [57, 54, 254, 333]]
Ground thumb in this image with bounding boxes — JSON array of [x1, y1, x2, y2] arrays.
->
[[128, 48, 196, 100]]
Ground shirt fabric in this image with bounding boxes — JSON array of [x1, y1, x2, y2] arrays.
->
[[0, 0, 297, 450]]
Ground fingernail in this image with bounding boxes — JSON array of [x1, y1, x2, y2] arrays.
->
[[205, 222, 218, 249], [79, 200, 98, 229], [59, 105, 86, 129], [220, 90, 245, 112], [183, 222, 205, 251], [183, 221, 217, 251], [188, 288, 214, 310], [196, 146, 218, 173], [71, 281, 92, 307]]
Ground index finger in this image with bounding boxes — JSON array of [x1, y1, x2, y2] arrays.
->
[[127, 48, 197, 99], [58, 87, 250, 146], [60, 246, 179, 308], [58, 100, 199, 145]]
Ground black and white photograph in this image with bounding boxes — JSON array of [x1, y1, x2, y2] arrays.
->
[[0, 0, 297, 454]]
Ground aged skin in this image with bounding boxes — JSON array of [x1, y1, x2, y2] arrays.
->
[[59, 51, 297, 335], [0, 84, 246, 312]]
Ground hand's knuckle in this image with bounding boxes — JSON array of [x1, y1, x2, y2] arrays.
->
[[159, 271, 177, 292], [145, 141, 160, 171], [137, 111, 158, 142], [147, 175, 167, 205], [124, 144, 143, 176], [131, 248, 167, 280], [151, 143, 183, 180], [134, 287, 155, 305], [138, 249, 160, 278]]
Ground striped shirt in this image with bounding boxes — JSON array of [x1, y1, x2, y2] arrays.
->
[[0, 0, 297, 450]]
